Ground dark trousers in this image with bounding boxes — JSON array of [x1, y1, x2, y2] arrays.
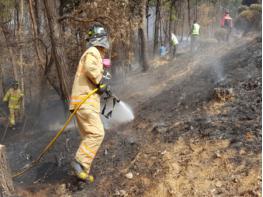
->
[[191, 35, 199, 52], [225, 27, 232, 42], [172, 45, 177, 57]]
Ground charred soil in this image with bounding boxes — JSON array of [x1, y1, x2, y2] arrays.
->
[[2, 35, 261, 197]]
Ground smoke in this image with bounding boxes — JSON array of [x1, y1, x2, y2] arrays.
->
[[45, 100, 135, 132], [213, 59, 225, 83], [35, 94, 134, 132], [47, 121, 76, 132]]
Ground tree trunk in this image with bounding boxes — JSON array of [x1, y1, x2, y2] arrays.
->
[[138, 0, 149, 71], [195, 0, 198, 20], [168, 0, 174, 47], [0, 145, 15, 197], [0, 25, 18, 81], [146, 0, 150, 39], [0, 66, 3, 98], [138, 27, 149, 71], [187, 0, 191, 30], [159, 17, 163, 44], [174, 0, 180, 35], [43, 0, 71, 100], [28, 0, 44, 65], [34, 0, 41, 35], [180, 1, 185, 42], [18, 0, 25, 119], [153, 0, 161, 54], [28, 0, 63, 106]]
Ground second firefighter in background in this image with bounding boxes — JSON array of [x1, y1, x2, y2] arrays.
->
[[3, 81, 23, 129]]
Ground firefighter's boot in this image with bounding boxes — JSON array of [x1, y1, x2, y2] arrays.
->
[[71, 160, 94, 183]]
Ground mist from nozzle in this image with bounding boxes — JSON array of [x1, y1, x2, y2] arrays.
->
[[114, 101, 134, 122], [102, 100, 134, 129]]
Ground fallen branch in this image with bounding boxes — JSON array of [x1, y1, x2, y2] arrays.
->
[[121, 151, 141, 173]]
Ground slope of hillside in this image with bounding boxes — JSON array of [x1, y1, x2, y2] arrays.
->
[[5, 35, 261, 197]]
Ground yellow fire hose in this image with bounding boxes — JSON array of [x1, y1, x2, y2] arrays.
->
[[12, 88, 99, 178]]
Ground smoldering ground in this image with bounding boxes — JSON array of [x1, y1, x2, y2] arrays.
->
[[2, 29, 261, 197]]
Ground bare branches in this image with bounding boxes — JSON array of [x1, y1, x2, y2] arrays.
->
[[58, 15, 117, 25]]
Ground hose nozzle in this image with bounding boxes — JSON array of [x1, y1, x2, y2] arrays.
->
[[105, 89, 120, 102], [112, 95, 120, 103]]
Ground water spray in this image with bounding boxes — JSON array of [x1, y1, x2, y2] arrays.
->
[[101, 86, 134, 125], [12, 86, 134, 178]]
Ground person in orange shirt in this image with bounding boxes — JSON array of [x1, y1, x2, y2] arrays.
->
[[220, 10, 233, 41]]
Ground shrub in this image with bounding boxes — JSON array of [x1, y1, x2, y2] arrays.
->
[[238, 5, 249, 14], [235, 4, 261, 33], [249, 4, 262, 12], [239, 9, 257, 21]]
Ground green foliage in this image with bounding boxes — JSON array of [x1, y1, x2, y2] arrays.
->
[[148, 0, 156, 6], [0, 0, 15, 23], [235, 4, 261, 32], [167, 2, 177, 21], [239, 9, 256, 20], [238, 5, 249, 13], [249, 4, 262, 12], [238, 3, 261, 21]]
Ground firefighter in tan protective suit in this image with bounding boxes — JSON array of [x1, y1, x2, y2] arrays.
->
[[3, 81, 23, 128], [70, 25, 110, 182]]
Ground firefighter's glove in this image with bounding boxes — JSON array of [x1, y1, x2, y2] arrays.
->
[[98, 83, 109, 95]]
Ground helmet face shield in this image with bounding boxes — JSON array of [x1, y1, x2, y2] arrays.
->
[[89, 36, 110, 49], [86, 24, 110, 49], [95, 27, 107, 35]]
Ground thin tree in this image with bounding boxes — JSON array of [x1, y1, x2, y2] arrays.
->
[[187, 0, 191, 30], [153, 0, 161, 54], [168, 0, 176, 48], [138, 0, 149, 71], [43, 0, 71, 100], [18, 0, 25, 117], [195, 0, 198, 20], [180, 1, 185, 42], [146, 0, 150, 39]]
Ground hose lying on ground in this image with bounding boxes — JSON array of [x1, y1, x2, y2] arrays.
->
[[12, 88, 99, 178]]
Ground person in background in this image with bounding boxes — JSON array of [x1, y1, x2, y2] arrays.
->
[[220, 10, 233, 41], [3, 81, 23, 129], [160, 44, 167, 59], [190, 20, 200, 52], [171, 33, 179, 57]]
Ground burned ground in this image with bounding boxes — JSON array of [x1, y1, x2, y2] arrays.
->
[[1, 35, 261, 197]]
